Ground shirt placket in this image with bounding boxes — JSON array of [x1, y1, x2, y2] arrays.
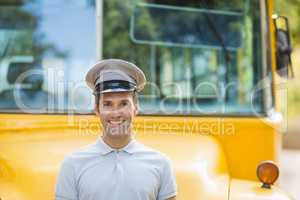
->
[[112, 150, 124, 199]]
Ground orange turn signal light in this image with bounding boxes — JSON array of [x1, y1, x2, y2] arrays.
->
[[256, 160, 279, 189]]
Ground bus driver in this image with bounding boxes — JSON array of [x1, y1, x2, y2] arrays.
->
[[55, 59, 177, 200]]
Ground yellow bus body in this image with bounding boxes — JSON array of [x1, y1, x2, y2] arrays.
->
[[0, 115, 292, 199]]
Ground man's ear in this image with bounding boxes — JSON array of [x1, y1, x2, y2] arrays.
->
[[94, 104, 100, 116], [134, 102, 139, 116]]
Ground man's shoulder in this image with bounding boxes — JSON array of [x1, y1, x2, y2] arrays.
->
[[62, 140, 101, 166], [134, 141, 171, 164]]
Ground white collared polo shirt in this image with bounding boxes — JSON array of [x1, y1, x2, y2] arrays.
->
[[55, 138, 177, 200]]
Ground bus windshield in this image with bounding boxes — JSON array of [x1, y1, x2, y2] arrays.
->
[[0, 0, 272, 115]]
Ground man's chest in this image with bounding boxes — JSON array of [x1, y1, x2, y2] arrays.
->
[[76, 154, 161, 200]]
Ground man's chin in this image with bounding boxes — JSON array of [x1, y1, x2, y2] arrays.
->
[[106, 132, 130, 137], [103, 127, 131, 138]]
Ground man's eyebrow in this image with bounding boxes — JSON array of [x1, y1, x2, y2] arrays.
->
[[120, 99, 131, 103], [101, 99, 129, 104], [120, 99, 130, 102], [102, 100, 112, 104]]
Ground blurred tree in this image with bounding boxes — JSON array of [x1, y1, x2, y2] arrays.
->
[[0, 1, 68, 62], [0, 0, 68, 109], [276, 0, 300, 44], [103, 0, 153, 94], [275, 0, 300, 120]]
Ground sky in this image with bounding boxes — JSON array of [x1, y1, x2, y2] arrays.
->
[[24, 0, 97, 80]]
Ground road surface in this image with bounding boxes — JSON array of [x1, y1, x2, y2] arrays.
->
[[280, 149, 300, 199]]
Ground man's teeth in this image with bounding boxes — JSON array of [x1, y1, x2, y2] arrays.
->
[[109, 120, 124, 125]]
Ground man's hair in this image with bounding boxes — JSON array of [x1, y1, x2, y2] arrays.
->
[[94, 90, 139, 108]]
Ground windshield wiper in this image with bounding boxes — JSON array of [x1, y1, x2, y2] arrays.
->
[[0, 33, 13, 59], [199, 0, 231, 64]]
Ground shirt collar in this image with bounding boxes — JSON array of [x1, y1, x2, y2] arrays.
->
[[96, 137, 140, 155]]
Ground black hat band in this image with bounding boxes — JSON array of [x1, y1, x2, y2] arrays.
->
[[94, 80, 136, 94]]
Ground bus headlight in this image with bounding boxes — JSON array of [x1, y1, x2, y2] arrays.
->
[[256, 160, 279, 189]]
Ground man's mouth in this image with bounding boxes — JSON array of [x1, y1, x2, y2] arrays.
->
[[108, 120, 126, 126], [104, 119, 131, 136]]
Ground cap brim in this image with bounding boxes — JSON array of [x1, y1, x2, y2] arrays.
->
[[99, 88, 135, 94]]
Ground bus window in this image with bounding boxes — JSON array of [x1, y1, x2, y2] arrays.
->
[[0, 0, 96, 113], [131, 2, 243, 49], [0, 0, 271, 115], [102, 0, 270, 115]]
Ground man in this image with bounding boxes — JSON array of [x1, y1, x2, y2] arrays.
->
[[55, 59, 177, 200]]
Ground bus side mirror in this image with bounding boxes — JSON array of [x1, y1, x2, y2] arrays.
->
[[272, 15, 294, 78]]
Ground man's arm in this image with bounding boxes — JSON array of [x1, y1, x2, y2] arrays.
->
[[166, 196, 176, 200], [157, 157, 177, 200], [55, 157, 78, 200]]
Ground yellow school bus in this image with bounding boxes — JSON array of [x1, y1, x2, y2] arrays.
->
[[0, 0, 295, 199]]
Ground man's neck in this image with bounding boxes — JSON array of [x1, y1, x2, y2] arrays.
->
[[101, 134, 132, 149]]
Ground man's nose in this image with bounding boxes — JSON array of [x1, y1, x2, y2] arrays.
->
[[109, 107, 123, 117]]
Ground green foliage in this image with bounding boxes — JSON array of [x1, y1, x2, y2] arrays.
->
[[102, 0, 152, 94], [276, 1, 300, 120], [276, 0, 300, 44], [0, 0, 68, 61], [287, 48, 300, 120]]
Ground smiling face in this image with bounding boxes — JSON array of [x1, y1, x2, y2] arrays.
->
[[95, 91, 138, 138]]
